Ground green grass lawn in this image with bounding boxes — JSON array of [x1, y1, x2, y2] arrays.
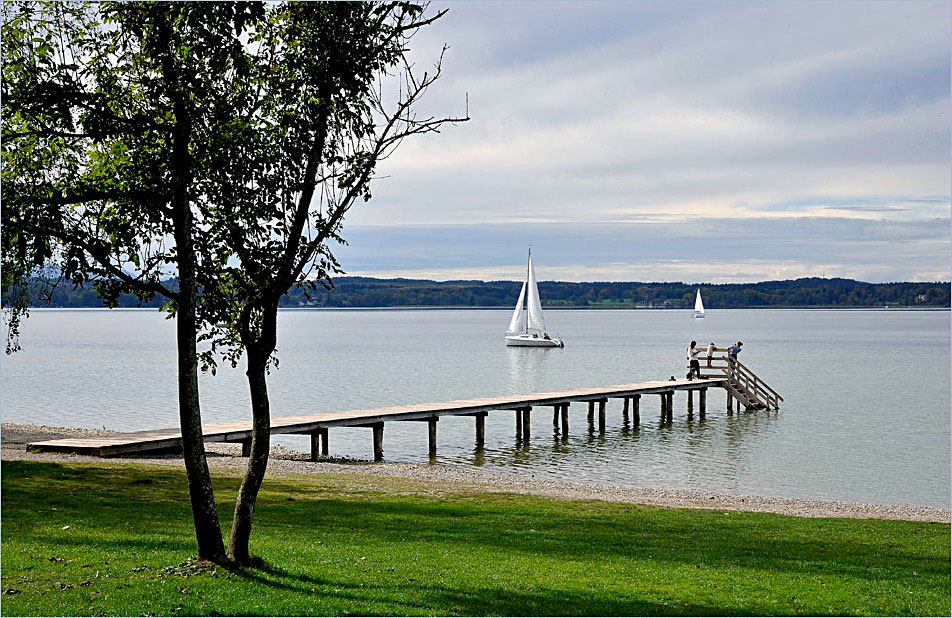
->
[[1, 460, 948, 616]]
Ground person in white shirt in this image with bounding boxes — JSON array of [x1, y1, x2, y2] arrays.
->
[[687, 340, 700, 379]]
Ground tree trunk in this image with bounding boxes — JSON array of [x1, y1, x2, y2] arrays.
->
[[160, 5, 225, 561], [171, 134, 225, 562], [228, 309, 276, 564], [175, 274, 227, 562]]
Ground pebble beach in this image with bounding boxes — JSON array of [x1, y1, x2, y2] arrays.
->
[[3, 423, 948, 523]]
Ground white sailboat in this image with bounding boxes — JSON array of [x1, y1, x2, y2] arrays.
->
[[693, 288, 705, 319], [505, 250, 563, 347]]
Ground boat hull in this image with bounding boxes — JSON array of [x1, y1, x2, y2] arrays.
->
[[505, 334, 563, 348], [693, 312, 705, 319]]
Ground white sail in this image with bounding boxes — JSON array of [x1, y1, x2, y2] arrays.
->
[[505, 250, 563, 347], [507, 280, 527, 334], [694, 289, 705, 317], [526, 252, 546, 334]]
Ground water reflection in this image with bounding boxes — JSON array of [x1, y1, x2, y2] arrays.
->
[[505, 345, 558, 393]]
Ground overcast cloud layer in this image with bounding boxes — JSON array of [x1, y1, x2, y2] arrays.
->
[[338, 1, 950, 282]]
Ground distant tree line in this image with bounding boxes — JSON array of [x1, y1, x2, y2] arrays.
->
[[12, 276, 950, 309]]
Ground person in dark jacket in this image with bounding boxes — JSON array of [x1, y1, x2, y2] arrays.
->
[[727, 341, 742, 375]]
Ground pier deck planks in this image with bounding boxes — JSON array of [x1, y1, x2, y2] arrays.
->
[[26, 378, 725, 456]]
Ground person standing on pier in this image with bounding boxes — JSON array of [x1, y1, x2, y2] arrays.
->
[[687, 341, 701, 379], [727, 341, 743, 376], [706, 342, 716, 367]]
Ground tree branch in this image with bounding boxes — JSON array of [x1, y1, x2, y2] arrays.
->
[[16, 219, 178, 301]]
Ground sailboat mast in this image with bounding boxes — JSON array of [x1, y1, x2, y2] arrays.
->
[[525, 249, 531, 334]]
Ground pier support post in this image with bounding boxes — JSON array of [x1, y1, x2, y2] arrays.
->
[[553, 406, 560, 430], [622, 397, 630, 424], [632, 395, 640, 426], [373, 423, 385, 461], [515, 409, 523, 438], [560, 403, 569, 436], [310, 432, 321, 461], [688, 390, 694, 418], [320, 428, 328, 456], [665, 391, 674, 422], [521, 407, 531, 441], [598, 399, 606, 433], [241, 438, 252, 458], [659, 393, 666, 419], [587, 401, 595, 425], [427, 418, 437, 457], [699, 388, 707, 417], [475, 413, 486, 448], [727, 389, 734, 415]]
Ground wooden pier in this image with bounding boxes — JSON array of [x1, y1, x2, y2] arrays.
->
[[26, 377, 750, 460], [698, 350, 784, 412]]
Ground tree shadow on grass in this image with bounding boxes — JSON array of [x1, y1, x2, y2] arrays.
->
[[256, 495, 951, 584], [32, 534, 196, 554], [234, 561, 757, 616]]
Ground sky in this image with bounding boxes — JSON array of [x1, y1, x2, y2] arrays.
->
[[335, 0, 951, 283]]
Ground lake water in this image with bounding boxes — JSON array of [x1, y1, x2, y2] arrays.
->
[[2, 308, 949, 507]]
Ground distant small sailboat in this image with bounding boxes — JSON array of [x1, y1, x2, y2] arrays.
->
[[693, 289, 705, 319], [505, 250, 563, 347]]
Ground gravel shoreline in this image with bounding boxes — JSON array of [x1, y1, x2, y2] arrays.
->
[[3, 423, 948, 523]]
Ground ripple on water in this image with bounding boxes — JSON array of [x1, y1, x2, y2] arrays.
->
[[2, 308, 949, 507]]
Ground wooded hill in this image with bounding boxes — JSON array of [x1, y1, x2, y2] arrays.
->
[[15, 276, 951, 309]]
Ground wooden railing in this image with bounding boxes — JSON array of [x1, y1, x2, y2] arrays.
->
[[692, 348, 782, 410]]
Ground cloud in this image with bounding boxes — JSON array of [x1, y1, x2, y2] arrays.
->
[[342, 261, 950, 285], [333, 217, 951, 283], [338, 1, 950, 282]]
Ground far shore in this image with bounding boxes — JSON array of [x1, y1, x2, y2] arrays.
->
[[3, 423, 948, 524], [16, 305, 952, 312]]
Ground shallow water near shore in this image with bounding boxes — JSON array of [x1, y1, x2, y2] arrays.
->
[[2, 308, 949, 507]]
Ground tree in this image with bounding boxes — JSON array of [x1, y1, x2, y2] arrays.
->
[[3, 0, 465, 565], [2, 1, 269, 562], [189, 2, 468, 563]]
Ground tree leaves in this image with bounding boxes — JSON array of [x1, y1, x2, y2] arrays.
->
[[3, 0, 466, 382]]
